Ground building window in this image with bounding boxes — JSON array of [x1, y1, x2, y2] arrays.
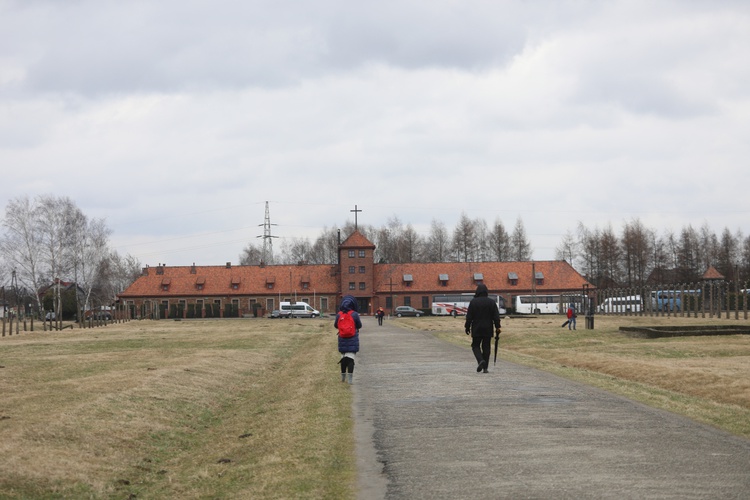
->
[[404, 296, 411, 306], [349, 282, 356, 290], [535, 272, 544, 286], [359, 266, 366, 274], [349, 266, 356, 274], [422, 296, 429, 308], [320, 297, 328, 311], [162, 285, 169, 291], [439, 274, 449, 287], [358, 250, 366, 258], [508, 272, 518, 286], [359, 282, 366, 290], [196, 284, 203, 290], [348, 250, 355, 258], [267, 283, 274, 289], [232, 284, 239, 290], [386, 297, 392, 308], [405, 281, 412, 287], [302, 282, 309, 290]]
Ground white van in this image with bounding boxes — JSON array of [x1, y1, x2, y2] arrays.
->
[[597, 295, 642, 314], [279, 301, 320, 318]]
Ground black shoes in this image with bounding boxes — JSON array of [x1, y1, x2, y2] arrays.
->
[[476, 360, 486, 373]]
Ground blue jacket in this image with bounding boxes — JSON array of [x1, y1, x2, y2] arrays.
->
[[335, 295, 362, 353]]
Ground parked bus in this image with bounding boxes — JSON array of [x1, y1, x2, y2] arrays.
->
[[597, 295, 643, 314], [648, 289, 702, 312], [514, 294, 584, 314], [432, 293, 506, 316]]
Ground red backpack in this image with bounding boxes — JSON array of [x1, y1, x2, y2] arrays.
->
[[338, 311, 356, 338]]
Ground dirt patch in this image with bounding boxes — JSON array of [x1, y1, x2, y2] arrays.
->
[[620, 325, 750, 338]]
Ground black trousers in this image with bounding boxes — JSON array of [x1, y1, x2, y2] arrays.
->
[[471, 335, 491, 365], [340, 357, 355, 374]]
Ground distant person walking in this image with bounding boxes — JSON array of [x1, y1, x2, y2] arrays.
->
[[335, 295, 363, 384], [376, 307, 385, 326], [464, 284, 501, 373], [566, 304, 577, 330]]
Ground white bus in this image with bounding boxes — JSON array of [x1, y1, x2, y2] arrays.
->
[[597, 295, 643, 314], [432, 294, 506, 316], [514, 294, 584, 314]]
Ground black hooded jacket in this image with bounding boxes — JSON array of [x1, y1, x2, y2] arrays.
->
[[464, 284, 501, 338]]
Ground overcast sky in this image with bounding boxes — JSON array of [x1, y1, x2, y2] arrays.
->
[[1, 0, 748, 267]]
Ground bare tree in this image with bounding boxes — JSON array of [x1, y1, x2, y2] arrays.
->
[[490, 219, 512, 262], [676, 225, 701, 282], [309, 226, 341, 264], [425, 219, 449, 262], [741, 234, 750, 282], [70, 212, 112, 319], [279, 237, 313, 264], [0, 196, 45, 316], [698, 222, 719, 271], [554, 229, 577, 265], [716, 227, 740, 279], [239, 242, 264, 265], [599, 224, 621, 286], [472, 218, 490, 261], [451, 213, 476, 262], [399, 224, 423, 263], [621, 218, 653, 287], [98, 250, 142, 305], [37, 196, 81, 322], [510, 217, 532, 261]]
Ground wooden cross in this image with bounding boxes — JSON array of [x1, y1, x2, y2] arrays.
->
[[350, 205, 362, 230]]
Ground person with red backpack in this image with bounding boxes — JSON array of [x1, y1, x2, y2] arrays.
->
[[335, 294, 362, 384]]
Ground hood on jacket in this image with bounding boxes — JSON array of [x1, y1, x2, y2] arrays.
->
[[474, 283, 489, 297], [339, 294, 359, 312]]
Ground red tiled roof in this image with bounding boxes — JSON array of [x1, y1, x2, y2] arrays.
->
[[374, 260, 592, 294], [119, 259, 593, 301], [119, 263, 340, 298], [340, 230, 376, 249], [702, 266, 725, 280]]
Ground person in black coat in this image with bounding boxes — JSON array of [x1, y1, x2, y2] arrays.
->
[[464, 284, 501, 373]]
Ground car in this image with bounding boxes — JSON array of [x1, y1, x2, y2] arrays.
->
[[279, 302, 320, 318], [270, 310, 281, 318], [394, 306, 424, 317], [85, 310, 112, 320], [45, 312, 56, 320]]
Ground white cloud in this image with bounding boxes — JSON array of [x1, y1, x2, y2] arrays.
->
[[0, 0, 749, 266]]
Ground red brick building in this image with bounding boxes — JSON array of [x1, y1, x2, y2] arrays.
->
[[118, 230, 594, 318]]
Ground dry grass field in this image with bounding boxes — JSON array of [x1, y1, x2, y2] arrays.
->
[[400, 314, 750, 438], [2, 313, 749, 499], [0, 318, 354, 499]]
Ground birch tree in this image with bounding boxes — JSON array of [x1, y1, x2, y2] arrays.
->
[[0, 196, 45, 316]]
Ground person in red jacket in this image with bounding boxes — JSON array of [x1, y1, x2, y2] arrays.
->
[[566, 305, 577, 330]]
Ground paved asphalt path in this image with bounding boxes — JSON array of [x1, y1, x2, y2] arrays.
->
[[351, 316, 750, 499]]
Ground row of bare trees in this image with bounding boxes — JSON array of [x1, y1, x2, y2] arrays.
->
[[0, 195, 142, 320], [240, 213, 533, 266], [242, 214, 750, 289], [561, 220, 750, 287]]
